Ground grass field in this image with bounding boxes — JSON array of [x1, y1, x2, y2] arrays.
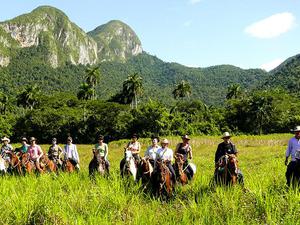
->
[[0, 134, 298, 225]]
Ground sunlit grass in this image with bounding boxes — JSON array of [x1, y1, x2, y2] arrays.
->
[[1, 134, 299, 224]]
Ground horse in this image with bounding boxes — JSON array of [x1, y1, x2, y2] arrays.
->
[[120, 150, 137, 181], [89, 152, 107, 179], [21, 153, 36, 174], [151, 160, 174, 199], [215, 154, 239, 186], [39, 154, 57, 173], [174, 153, 188, 185], [62, 159, 76, 173], [0, 155, 7, 175], [139, 157, 154, 189]]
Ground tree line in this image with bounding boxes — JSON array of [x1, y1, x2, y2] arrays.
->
[[0, 66, 298, 143]]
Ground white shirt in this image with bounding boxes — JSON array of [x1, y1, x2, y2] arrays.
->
[[156, 147, 173, 162], [286, 137, 300, 161], [64, 144, 79, 162], [144, 145, 160, 160]]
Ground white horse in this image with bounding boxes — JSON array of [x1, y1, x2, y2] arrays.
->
[[189, 162, 196, 174], [0, 155, 7, 174], [122, 150, 137, 181]]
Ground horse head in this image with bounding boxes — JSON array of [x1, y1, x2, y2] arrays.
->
[[123, 150, 137, 180], [141, 157, 153, 177], [227, 154, 238, 175]]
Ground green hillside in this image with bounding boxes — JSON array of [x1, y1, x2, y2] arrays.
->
[[264, 54, 300, 92]]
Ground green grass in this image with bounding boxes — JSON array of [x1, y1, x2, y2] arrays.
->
[[1, 134, 298, 225]]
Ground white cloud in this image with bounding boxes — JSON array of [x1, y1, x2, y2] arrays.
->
[[184, 20, 192, 27], [245, 12, 296, 39], [189, 0, 202, 5], [260, 58, 284, 71]]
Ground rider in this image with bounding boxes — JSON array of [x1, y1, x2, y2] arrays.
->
[[48, 138, 63, 168], [156, 139, 176, 184], [27, 137, 44, 173], [18, 137, 29, 154], [175, 134, 194, 180], [93, 135, 110, 174], [1, 137, 14, 162], [126, 133, 141, 164], [63, 137, 80, 171], [144, 136, 160, 167], [214, 132, 243, 183], [285, 126, 300, 186]]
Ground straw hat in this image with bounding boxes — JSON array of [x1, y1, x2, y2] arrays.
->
[[1, 137, 10, 143], [21, 137, 28, 142], [161, 139, 169, 144], [222, 132, 231, 139], [182, 134, 191, 140], [291, 126, 300, 132], [30, 137, 36, 142]]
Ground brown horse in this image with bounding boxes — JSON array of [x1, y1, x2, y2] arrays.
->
[[174, 153, 188, 185], [89, 152, 107, 179], [151, 160, 174, 199], [215, 154, 239, 186], [139, 157, 153, 188], [62, 159, 75, 173], [40, 155, 57, 173], [21, 153, 37, 174], [7, 152, 22, 175]]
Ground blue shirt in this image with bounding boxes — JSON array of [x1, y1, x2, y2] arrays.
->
[[286, 137, 300, 161]]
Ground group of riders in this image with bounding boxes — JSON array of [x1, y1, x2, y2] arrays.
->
[[2, 125, 299, 188], [0, 136, 80, 174]]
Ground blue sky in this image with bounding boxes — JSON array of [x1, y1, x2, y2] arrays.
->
[[0, 0, 299, 71]]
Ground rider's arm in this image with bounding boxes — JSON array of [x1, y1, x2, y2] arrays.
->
[[215, 144, 222, 164], [74, 145, 79, 163], [104, 144, 108, 160], [285, 139, 292, 165], [188, 146, 193, 160], [38, 146, 44, 160], [169, 150, 174, 163], [135, 142, 141, 154], [174, 144, 180, 154]]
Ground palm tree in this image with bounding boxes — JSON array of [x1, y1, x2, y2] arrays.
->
[[77, 83, 94, 101], [0, 92, 8, 115], [122, 73, 143, 109], [226, 84, 241, 100], [172, 80, 192, 100], [85, 66, 100, 100], [17, 85, 40, 110]]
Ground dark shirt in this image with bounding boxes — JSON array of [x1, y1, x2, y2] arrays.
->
[[215, 142, 238, 163]]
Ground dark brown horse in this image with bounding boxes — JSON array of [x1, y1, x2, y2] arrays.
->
[[89, 152, 106, 179], [174, 153, 188, 185], [215, 154, 239, 186], [151, 160, 174, 199]]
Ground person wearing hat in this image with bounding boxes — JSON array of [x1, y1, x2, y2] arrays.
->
[[1, 137, 14, 162], [144, 136, 160, 167], [63, 137, 80, 170], [126, 133, 141, 163], [15, 137, 29, 154], [215, 132, 243, 183], [27, 137, 44, 173], [93, 135, 110, 173], [48, 138, 63, 169], [285, 126, 300, 186], [156, 139, 176, 184], [175, 135, 194, 180]]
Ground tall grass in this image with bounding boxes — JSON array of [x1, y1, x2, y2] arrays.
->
[[1, 134, 299, 224]]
